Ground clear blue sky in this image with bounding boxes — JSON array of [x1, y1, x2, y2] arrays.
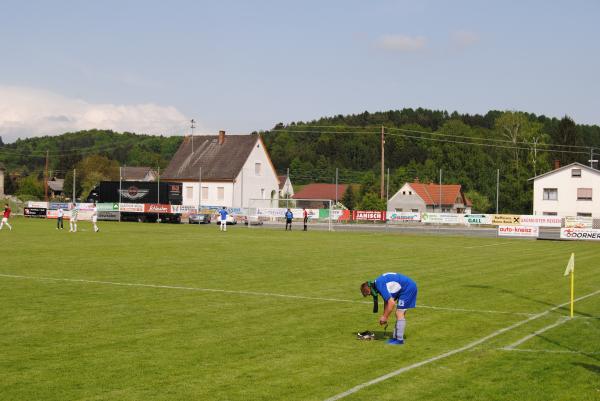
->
[[1, 1, 599, 142]]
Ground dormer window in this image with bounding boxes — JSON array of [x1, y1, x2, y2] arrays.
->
[[571, 169, 582, 177]]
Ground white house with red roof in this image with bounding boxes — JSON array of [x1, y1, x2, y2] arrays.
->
[[278, 175, 294, 198], [388, 181, 471, 213]]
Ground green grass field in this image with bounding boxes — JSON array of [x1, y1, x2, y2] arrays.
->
[[1, 218, 598, 401]]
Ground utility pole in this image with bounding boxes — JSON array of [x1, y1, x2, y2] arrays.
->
[[335, 168, 339, 205], [439, 169, 442, 213], [496, 169, 500, 214], [198, 166, 202, 211], [44, 150, 49, 201], [191, 119, 196, 155], [380, 126, 385, 199]]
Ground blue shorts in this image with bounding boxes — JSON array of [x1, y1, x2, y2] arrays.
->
[[396, 283, 418, 309]]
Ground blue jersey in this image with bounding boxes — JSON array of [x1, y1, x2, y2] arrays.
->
[[285, 211, 293, 219], [374, 272, 417, 302], [219, 209, 228, 220]]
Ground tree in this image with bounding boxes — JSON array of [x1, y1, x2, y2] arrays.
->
[[358, 192, 386, 210], [465, 189, 491, 213], [341, 185, 357, 210], [553, 116, 582, 165], [16, 175, 44, 200], [63, 155, 119, 200]]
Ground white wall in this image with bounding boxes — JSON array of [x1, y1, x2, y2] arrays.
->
[[387, 183, 427, 212], [182, 181, 234, 208], [533, 165, 600, 217], [233, 139, 280, 208]]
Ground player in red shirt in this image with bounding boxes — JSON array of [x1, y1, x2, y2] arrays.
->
[[303, 208, 308, 231], [0, 204, 12, 231]]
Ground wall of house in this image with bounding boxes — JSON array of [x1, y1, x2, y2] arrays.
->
[[387, 184, 427, 212], [232, 140, 280, 209], [533, 166, 600, 217], [181, 181, 235, 208]]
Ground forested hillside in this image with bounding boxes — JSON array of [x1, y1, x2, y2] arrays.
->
[[1, 108, 599, 213]]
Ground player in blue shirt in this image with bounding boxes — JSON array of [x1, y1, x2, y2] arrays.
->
[[218, 207, 228, 232], [285, 209, 293, 230], [360, 272, 418, 345]]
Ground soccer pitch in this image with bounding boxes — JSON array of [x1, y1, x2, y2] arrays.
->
[[1, 219, 598, 401]]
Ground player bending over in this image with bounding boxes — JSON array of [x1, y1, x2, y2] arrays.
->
[[361, 272, 418, 345]]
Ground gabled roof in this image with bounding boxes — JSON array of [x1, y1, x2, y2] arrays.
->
[[292, 183, 347, 200], [278, 175, 288, 190], [528, 162, 600, 181], [407, 182, 471, 206], [48, 178, 64, 192], [122, 166, 156, 180], [162, 134, 259, 181]]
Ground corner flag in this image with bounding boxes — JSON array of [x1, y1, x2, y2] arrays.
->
[[563, 253, 574, 276], [564, 253, 575, 318]]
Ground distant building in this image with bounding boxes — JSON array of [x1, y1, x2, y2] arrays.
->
[[121, 167, 158, 182], [292, 183, 347, 208], [161, 131, 280, 208], [388, 181, 471, 213], [529, 162, 600, 217], [47, 177, 64, 197], [278, 175, 294, 198]]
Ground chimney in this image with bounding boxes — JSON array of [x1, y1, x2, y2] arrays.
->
[[554, 159, 560, 170], [218, 130, 226, 145]]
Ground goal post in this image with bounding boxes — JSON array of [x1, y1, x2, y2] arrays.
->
[[246, 198, 334, 231]]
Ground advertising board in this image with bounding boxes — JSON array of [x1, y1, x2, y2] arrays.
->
[[24, 207, 47, 218], [144, 204, 172, 214], [491, 215, 521, 225], [387, 212, 421, 222], [519, 215, 562, 228], [353, 211, 386, 221], [98, 211, 120, 221], [564, 216, 593, 229], [463, 214, 491, 225], [27, 201, 48, 208], [118, 203, 144, 213], [498, 225, 539, 237], [421, 213, 464, 224], [97, 203, 119, 212], [49, 202, 70, 210], [560, 228, 600, 241]]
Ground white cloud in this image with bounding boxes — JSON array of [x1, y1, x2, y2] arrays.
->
[[451, 30, 479, 48], [0, 86, 192, 143], [376, 34, 427, 52]]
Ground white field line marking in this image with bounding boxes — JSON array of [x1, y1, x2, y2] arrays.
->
[[503, 316, 570, 350], [323, 288, 600, 401], [498, 348, 600, 355], [463, 243, 509, 249], [0, 273, 535, 317]]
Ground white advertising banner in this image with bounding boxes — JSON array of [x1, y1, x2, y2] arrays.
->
[[560, 228, 600, 241], [564, 216, 593, 229], [519, 215, 562, 228], [498, 225, 539, 237], [421, 213, 465, 224], [28, 201, 49, 208], [118, 203, 145, 213], [463, 214, 491, 225], [387, 211, 421, 222]]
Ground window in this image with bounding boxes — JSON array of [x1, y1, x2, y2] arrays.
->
[[402, 191, 406, 195], [577, 212, 592, 217], [543, 212, 558, 216], [261, 188, 265, 199], [201, 186, 208, 200], [411, 209, 419, 213], [185, 186, 193, 200], [543, 188, 558, 200], [409, 191, 412, 195], [395, 208, 403, 212], [217, 187, 224, 201], [577, 188, 592, 200], [571, 169, 582, 177], [255, 162, 262, 176]]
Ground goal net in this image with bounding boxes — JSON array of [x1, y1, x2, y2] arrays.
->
[[245, 198, 334, 231]]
